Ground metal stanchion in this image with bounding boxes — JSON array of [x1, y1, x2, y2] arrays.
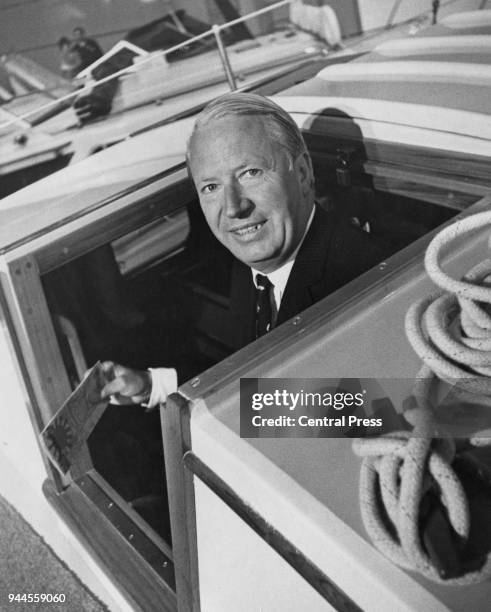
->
[[212, 24, 238, 91]]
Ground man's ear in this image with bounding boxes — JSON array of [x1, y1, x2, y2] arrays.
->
[[294, 152, 314, 196]]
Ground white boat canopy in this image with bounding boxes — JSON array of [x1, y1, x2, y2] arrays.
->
[[274, 10, 491, 154]]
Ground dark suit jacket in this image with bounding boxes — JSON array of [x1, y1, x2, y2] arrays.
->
[[227, 204, 389, 351]]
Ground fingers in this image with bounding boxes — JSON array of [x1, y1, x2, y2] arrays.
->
[[100, 361, 115, 399], [100, 361, 122, 400], [99, 364, 150, 404], [101, 376, 128, 399], [84, 360, 113, 381], [100, 361, 116, 379]]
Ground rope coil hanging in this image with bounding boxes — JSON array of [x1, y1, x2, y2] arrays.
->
[[353, 210, 491, 585]]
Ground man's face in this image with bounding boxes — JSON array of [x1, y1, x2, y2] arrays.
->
[[73, 28, 84, 40], [189, 115, 313, 274]]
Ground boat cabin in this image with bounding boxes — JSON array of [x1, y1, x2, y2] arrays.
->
[[0, 10, 490, 610]]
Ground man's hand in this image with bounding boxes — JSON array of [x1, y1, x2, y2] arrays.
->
[[100, 361, 152, 405]]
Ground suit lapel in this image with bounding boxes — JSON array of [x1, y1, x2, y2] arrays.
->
[[228, 205, 335, 342], [277, 205, 334, 325], [229, 259, 256, 349]]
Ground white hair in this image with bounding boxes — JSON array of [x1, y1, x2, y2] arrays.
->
[[186, 92, 310, 167]]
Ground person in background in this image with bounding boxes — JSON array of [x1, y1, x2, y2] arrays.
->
[[57, 36, 82, 79], [72, 26, 103, 71]]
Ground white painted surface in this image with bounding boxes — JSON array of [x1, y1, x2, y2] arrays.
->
[[357, 0, 483, 32], [195, 479, 336, 612], [279, 100, 491, 156], [0, 117, 193, 250], [189, 209, 491, 611], [192, 401, 447, 612], [0, 314, 134, 612]]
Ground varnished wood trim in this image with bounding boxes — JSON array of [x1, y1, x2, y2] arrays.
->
[[76, 470, 174, 584], [88, 470, 173, 561], [44, 478, 177, 612], [306, 128, 491, 182], [161, 394, 200, 612], [0, 266, 68, 490], [36, 179, 196, 274], [8, 254, 71, 421], [5, 253, 93, 476], [0, 163, 187, 257], [312, 150, 490, 201], [369, 177, 476, 211], [183, 452, 363, 612], [364, 160, 491, 198]]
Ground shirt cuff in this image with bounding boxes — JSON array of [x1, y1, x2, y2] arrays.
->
[[143, 367, 178, 409]]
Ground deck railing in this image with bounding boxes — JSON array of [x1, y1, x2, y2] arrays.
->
[[0, 0, 295, 131]]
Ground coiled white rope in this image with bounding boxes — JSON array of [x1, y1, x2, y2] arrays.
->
[[353, 210, 491, 584]]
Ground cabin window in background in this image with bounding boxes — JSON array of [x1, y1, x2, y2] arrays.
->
[[301, 112, 491, 251]]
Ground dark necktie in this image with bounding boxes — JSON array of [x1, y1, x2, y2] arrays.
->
[[255, 274, 277, 339]]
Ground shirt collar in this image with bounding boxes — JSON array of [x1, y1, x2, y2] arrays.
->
[[251, 205, 315, 297]]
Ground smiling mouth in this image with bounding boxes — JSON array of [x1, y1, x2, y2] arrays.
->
[[231, 221, 266, 237]]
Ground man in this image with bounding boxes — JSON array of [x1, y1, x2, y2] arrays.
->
[[72, 26, 103, 71], [71, 26, 123, 121], [57, 36, 82, 79], [101, 92, 387, 406]]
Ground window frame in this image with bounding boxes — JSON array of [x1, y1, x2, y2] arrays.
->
[[0, 163, 195, 609]]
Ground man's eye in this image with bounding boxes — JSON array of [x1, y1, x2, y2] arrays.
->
[[242, 168, 262, 179], [201, 184, 217, 194]]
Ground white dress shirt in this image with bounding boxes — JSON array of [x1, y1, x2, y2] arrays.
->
[[251, 205, 315, 310], [146, 206, 315, 407], [250, 259, 294, 313]]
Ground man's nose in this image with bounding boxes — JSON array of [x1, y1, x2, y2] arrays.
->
[[223, 183, 252, 218]]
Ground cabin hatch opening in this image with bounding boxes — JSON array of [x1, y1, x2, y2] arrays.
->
[[40, 157, 462, 552]]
